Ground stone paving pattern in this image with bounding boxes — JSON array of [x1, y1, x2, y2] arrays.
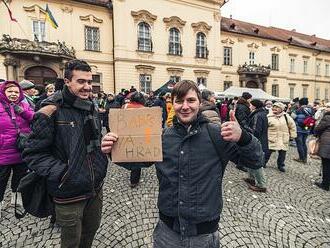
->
[[1, 147, 330, 247]]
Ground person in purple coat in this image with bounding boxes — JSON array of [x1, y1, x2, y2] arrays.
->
[[0, 80, 34, 217]]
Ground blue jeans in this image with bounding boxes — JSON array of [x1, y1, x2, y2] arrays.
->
[[153, 220, 220, 248], [295, 133, 308, 161]]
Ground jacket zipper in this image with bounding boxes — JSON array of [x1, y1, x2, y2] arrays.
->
[[58, 160, 70, 189], [88, 155, 96, 196], [56, 121, 75, 127]]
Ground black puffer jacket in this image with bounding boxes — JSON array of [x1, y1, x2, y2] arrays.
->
[[247, 108, 269, 153], [314, 111, 330, 159], [23, 91, 108, 204], [235, 98, 251, 129], [156, 115, 263, 236]]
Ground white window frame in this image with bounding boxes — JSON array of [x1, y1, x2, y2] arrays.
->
[[315, 87, 320, 100], [85, 26, 100, 51], [138, 22, 152, 52], [303, 87, 308, 98], [303, 60, 308, 74], [196, 32, 207, 59], [325, 88, 329, 101], [169, 28, 181, 56], [223, 47, 232, 65], [289, 86, 295, 99], [224, 81, 232, 91], [197, 77, 207, 87], [139, 74, 152, 93], [316, 62, 321, 76], [290, 58, 295, 73], [271, 84, 279, 97], [271, 54, 279, 70], [169, 75, 181, 83], [325, 64, 329, 77], [249, 51, 255, 65], [32, 20, 46, 42]]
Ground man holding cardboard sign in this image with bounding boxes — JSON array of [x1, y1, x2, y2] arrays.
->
[[101, 80, 263, 248]]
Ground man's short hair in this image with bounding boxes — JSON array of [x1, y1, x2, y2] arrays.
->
[[171, 80, 201, 103], [201, 89, 214, 101], [64, 60, 91, 81]]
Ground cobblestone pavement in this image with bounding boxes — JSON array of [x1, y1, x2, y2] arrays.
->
[[1, 147, 330, 247]]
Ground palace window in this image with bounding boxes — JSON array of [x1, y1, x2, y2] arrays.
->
[[170, 76, 181, 83], [271, 84, 279, 97], [196, 32, 208, 59], [197, 77, 207, 87], [249, 52, 255, 65], [139, 74, 152, 93], [303, 60, 308, 74], [138, 22, 152, 52], [223, 47, 232, 65], [289, 86, 295, 99], [315, 88, 320, 100], [33, 20, 45, 42], [316, 62, 321, 76], [325, 89, 329, 101], [169, 28, 182, 55], [85, 26, 100, 51], [92, 74, 101, 93], [290, 58, 295, 73], [303, 86, 308, 97], [325, 64, 329, 77], [224, 81, 232, 91], [271, 54, 279, 70]]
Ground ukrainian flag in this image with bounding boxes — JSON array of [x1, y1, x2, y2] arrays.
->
[[45, 4, 58, 29]]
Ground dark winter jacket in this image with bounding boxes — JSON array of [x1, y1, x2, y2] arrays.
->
[[235, 98, 250, 129], [247, 108, 269, 153], [153, 97, 167, 127], [156, 114, 264, 236], [294, 106, 314, 134], [314, 111, 330, 159], [22, 89, 108, 204]]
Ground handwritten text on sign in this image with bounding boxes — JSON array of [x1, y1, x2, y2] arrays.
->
[[109, 107, 163, 162]]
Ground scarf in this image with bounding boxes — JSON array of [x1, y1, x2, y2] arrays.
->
[[62, 85, 100, 153]]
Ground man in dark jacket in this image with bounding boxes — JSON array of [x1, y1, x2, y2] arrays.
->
[[153, 91, 168, 128], [234, 92, 252, 172], [101, 80, 263, 247], [243, 99, 268, 192], [23, 60, 108, 248]]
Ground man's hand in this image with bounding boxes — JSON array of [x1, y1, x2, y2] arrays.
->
[[221, 110, 242, 142], [101, 132, 118, 154]]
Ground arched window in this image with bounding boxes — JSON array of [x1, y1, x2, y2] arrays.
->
[[138, 22, 152, 52], [169, 28, 182, 55], [196, 32, 208, 59]]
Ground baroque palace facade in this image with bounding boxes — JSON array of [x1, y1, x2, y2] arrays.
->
[[0, 0, 329, 101]]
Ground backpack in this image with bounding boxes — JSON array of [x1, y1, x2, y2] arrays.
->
[[303, 116, 316, 130]]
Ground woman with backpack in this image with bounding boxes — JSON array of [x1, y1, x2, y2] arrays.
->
[[0, 81, 34, 217], [293, 98, 315, 163], [265, 102, 297, 172]]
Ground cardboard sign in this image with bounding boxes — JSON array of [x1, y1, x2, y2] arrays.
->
[[109, 107, 163, 162]]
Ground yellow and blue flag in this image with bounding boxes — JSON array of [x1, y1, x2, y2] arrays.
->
[[45, 4, 58, 29]]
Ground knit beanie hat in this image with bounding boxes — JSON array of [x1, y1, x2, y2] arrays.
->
[[250, 99, 264, 109], [273, 102, 286, 111], [242, 92, 252, 100]]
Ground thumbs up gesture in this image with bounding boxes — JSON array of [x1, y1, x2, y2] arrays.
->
[[221, 110, 242, 142]]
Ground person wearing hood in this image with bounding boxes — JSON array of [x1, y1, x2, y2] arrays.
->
[[293, 97, 314, 163], [200, 89, 221, 126], [266, 102, 297, 172], [243, 99, 268, 192], [0, 80, 34, 218]]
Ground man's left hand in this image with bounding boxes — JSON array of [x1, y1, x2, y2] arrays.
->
[[221, 110, 242, 142]]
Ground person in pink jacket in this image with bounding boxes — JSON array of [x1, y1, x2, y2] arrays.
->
[[0, 80, 34, 217]]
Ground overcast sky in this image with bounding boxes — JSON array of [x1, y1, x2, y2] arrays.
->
[[221, 0, 330, 40]]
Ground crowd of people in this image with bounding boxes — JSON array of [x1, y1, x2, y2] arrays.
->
[[0, 59, 329, 248]]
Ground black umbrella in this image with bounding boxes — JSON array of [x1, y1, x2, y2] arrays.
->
[[153, 80, 176, 96]]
